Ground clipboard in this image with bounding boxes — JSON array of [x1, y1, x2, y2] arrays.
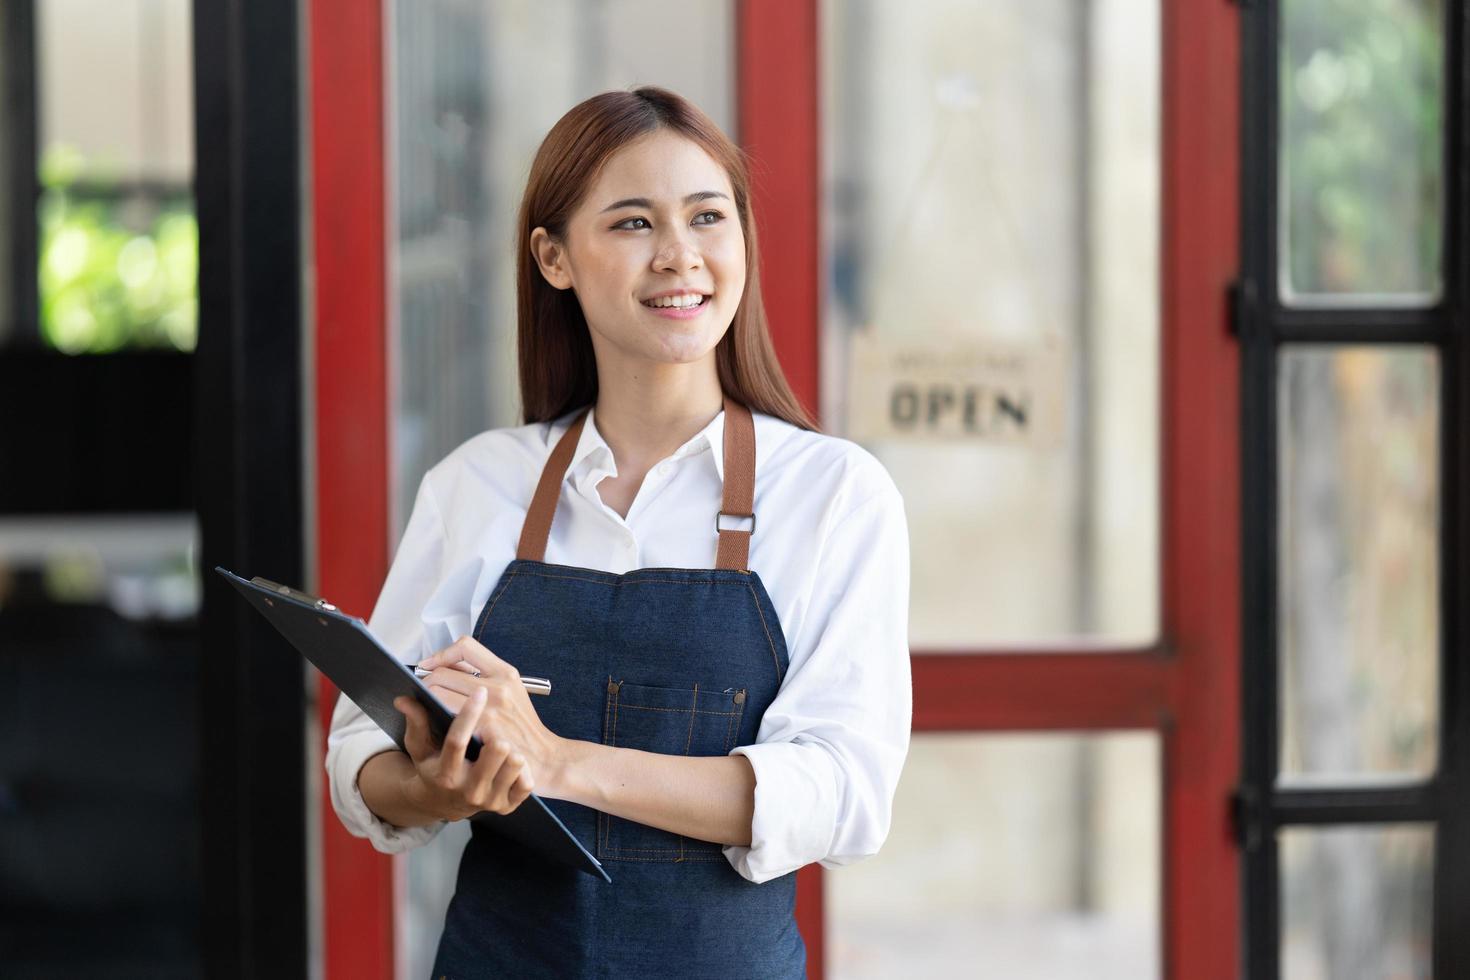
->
[[215, 566, 610, 882]]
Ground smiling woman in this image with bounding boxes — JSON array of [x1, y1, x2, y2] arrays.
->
[[324, 86, 912, 980], [510, 88, 801, 430]]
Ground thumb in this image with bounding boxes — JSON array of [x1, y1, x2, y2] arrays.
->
[[395, 696, 434, 764]]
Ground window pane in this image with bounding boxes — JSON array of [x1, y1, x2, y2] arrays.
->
[[34, 0, 197, 353], [0, 514, 202, 974], [821, 0, 1160, 649], [829, 732, 1160, 980], [387, 4, 735, 977], [1277, 347, 1439, 783], [1279, 824, 1433, 980], [38, 0, 193, 183], [389, 0, 733, 533], [1279, 0, 1444, 304]]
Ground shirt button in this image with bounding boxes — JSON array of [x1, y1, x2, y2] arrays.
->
[[657, 462, 673, 476]]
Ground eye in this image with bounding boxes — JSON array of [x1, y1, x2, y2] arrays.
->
[[694, 210, 725, 225], [614, 216, 651, 231]]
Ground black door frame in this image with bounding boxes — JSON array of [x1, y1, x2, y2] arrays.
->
[[1236, 0, 1469, 976], [193, 0, 309, 974]]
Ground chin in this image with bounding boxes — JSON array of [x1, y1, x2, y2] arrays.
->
[[652, 340, 719, 365], [645, 324, 726, 363]]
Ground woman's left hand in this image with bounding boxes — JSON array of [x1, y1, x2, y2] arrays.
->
[[417, 637, 568, 797]]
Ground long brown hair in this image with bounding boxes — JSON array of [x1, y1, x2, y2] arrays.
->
[[514, 86, 819, 432]]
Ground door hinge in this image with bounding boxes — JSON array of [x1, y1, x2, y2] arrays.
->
[[1230, 784, 1263, 851], [1227, 277, 1256, 340]]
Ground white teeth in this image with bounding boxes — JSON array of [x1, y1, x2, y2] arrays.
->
[[643, 294, 706, 309]]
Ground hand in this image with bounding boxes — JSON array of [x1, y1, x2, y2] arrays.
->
[[393, 686, 535, 819], [416, 636, 568, 798]]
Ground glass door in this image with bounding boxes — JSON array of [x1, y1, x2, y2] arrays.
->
[[739, 0, 1243, 975]]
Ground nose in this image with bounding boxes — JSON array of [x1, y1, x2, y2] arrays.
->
[[652, 227, 702, 274]]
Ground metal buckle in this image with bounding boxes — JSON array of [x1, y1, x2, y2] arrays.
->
[[715, 511, 756, 535], [251, 576, 338, 611]]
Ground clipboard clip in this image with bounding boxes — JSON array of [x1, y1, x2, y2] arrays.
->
[[251, 576, 339, 612]]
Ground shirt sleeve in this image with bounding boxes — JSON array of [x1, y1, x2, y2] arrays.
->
[[723, 486, 913, 884], [324, 472, 451, 854]]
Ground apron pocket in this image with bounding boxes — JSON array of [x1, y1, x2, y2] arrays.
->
[[597, 679, 747, 862]]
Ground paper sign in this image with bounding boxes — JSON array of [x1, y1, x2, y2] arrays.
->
[[844, 330, 1068, 447]]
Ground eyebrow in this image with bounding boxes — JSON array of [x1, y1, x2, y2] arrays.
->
[[599, 190, 730, 214]]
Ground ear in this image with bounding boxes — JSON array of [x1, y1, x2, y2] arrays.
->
[[529, 227, 574, 291]]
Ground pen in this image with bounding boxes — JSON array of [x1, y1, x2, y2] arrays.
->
[[413, 663, 551, 696]]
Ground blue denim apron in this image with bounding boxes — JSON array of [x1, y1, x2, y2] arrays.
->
[[431, 396, 806, 979]]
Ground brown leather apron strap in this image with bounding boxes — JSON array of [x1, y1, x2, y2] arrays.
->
[[516, 407, 591, 562], [516, 394, 757, 570], [714, 395, 756, 571]]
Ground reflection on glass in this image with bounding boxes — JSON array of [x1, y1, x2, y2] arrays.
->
[[821, 0, 1160, 649], [38, 163, 197, 353], [829, 732, 1160, 980], [1280, 824, 1433, 980], [0, 514, 202, 974], [389, 0, 734, 536], [35, 0, 197, 352], [1277, 347, 1439, 783], [388, 5, 734, 976], [1279, 0, 1443, 303]]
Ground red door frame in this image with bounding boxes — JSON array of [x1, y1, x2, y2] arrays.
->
[[310, 0, 1240, 976], [310, 1, 395, 977], [736, 3, 825, 972]]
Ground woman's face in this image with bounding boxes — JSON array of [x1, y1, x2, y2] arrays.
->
[[532, 130, 746, 371]]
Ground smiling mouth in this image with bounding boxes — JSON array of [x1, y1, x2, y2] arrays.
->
[[640, 294, 711, 310]]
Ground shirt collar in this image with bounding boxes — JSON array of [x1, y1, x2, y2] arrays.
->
[[557, 404, 726, 485]]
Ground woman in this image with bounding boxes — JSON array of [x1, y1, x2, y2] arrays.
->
[[326, 85, 911, 979]]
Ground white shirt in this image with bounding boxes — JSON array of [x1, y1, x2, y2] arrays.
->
[[325, 404, 912, 885]]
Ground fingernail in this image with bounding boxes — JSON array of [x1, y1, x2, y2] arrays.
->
[[474, 686, 488, 701]]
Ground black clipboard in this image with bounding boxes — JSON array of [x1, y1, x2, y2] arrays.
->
[[215, 566, 609, 882]]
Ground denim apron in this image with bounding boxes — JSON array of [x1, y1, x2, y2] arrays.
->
[[431, 396, 806, 980]]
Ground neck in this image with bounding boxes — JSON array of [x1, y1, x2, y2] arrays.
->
[[592, 357, 724, 470]]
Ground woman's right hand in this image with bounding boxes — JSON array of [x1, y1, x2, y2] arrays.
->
[[392, 687, 536, 821]]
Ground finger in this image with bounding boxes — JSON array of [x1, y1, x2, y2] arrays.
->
[[469, 737, 514, 809], [441, 687, 488, 785], [395, 697, 434, 764], [445, 637, 518, 680], [428, 685, 468, 714], [425, 669, 490, 703], [505, 766, 535, 812], [486, 749, 528, 812], [417, 652, 479, 675]]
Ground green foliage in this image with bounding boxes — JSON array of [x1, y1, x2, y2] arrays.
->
[[1281, 0, 1444, 297], [37, 144, 198, 353]]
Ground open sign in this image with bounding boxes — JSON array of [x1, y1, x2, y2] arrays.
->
[[888, 384, 1032, 435], [845, 331, 1067, 446]]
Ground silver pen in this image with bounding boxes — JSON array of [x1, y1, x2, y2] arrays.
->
[[413, 663, 551, 696]]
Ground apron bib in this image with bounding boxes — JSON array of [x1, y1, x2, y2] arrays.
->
[[431, 396, 806, 980]]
